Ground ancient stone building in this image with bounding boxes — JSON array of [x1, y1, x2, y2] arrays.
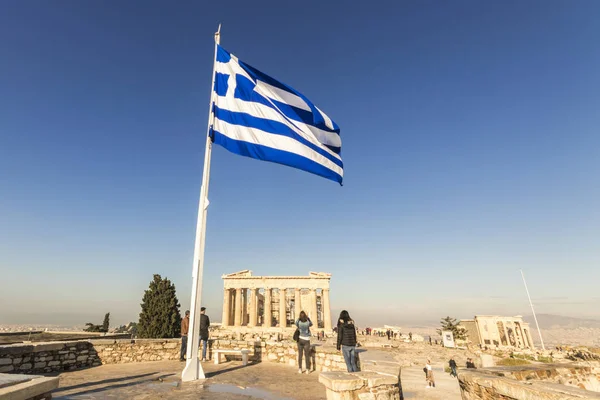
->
[[460, 315, 535, 349], [220, 270, 332, 331]]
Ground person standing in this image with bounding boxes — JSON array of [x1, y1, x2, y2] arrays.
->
[[180, 310, 190, 362], [296, 311, 313, 374], [425, 359, 435, 388], [199, 307, 210, 362], [449, 357, 458, 377], [337, 310, 358, 372]]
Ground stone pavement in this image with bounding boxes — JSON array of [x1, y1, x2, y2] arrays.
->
[[359, 348, 462, 400], [50, 350, 461, 399], [52, 360, 326, 400]]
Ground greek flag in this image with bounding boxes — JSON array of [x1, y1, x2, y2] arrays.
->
[[211, 46, 343, 184]]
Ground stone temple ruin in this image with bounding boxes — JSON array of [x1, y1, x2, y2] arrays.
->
[[220, 270, 332, 331], [460, 315, 535, 349]]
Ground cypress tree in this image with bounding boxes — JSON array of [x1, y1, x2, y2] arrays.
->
[[137, 274, 182, 338], [102, 312, 110, 332]]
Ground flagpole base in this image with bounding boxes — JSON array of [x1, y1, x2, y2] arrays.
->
[[181, 356, 205, 382]]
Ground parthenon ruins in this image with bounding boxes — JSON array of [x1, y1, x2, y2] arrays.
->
[[221, 270, 332, 332]]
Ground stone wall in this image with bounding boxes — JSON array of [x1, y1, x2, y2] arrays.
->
[[0, 341, 100, 374], [0, 338, 353, 375], [92, 339, 180, 364], [491, 363, 600, 391], [459, 364, 600, 400], [210, 338, 358, 372]]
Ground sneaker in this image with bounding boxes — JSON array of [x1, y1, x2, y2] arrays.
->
[[304, 370, 311, 374], [298, 369, 303, 374], [201, 358, 207, 362]]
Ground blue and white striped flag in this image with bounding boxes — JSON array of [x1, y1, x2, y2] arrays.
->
[[210, 46, 343, 184]]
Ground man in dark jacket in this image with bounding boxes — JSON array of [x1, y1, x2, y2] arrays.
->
[[449, 357, 457, 377], [199, 307, 210, 362]]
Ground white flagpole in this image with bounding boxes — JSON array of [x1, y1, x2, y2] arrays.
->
[[181, 24, 221, 382], [520, 269, 545, 351]]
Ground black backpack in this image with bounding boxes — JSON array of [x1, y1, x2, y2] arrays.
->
[[293, 328, 300, 342]]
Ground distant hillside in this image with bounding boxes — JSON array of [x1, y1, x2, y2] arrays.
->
[[524, 314, 600, 330]]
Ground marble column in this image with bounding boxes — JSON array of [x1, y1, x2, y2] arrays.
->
[[242, 289, 248, 326], [249, 288, 258, 327], [279, 289, 287, 327], [310, 289, 319, 327], [294, 288, 302, 321], [229, 289, 235, 325], [264, 288, 272, 327], [322, 288, 332, 331], [519, 326, 528, 348], [234, 288, 242, 327], [503, 324, 510, 347], [526, 329, 534, 349], [222, 288, 231, 326]]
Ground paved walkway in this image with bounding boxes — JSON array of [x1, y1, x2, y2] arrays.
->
[[52, 360, 326, 400], [51, 349, 462, 399], [359, 348, 462, 400]]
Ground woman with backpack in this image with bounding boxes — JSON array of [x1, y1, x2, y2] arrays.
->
[[337, 310, 358, 372], [295, 311, 313, 374]]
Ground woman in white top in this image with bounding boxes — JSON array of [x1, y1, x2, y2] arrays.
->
[[425, 359, 435, 388]]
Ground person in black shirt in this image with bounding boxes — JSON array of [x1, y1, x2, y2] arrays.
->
[[449, 357, 457, 377], [337, 310, 358, 372], [199, 307, 210, 362]]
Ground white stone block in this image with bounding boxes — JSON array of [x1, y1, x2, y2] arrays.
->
[[358, 393, 376, 400]]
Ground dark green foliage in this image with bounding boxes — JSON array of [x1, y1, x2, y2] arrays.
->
[[84, 323, 102, 332], [436, 316, 467, 340], [84, 312, 110, 332], [102, 312, 110, 332], [137, 274, 182, 338]]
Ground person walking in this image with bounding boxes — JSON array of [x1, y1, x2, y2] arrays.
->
[[337, 310, 358, 372], [295, 311, 313, 374], [449, 357, 458, 377], [199, 307, 210, 362], [180, 310, 190, 361], [425, 359, 435, 388]]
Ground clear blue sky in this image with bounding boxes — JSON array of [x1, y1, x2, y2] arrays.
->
[[1, 1, 599, 327]]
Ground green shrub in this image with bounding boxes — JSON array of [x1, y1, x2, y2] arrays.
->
[[537, 356, 553, 363], [497, 358, 531, 366]]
